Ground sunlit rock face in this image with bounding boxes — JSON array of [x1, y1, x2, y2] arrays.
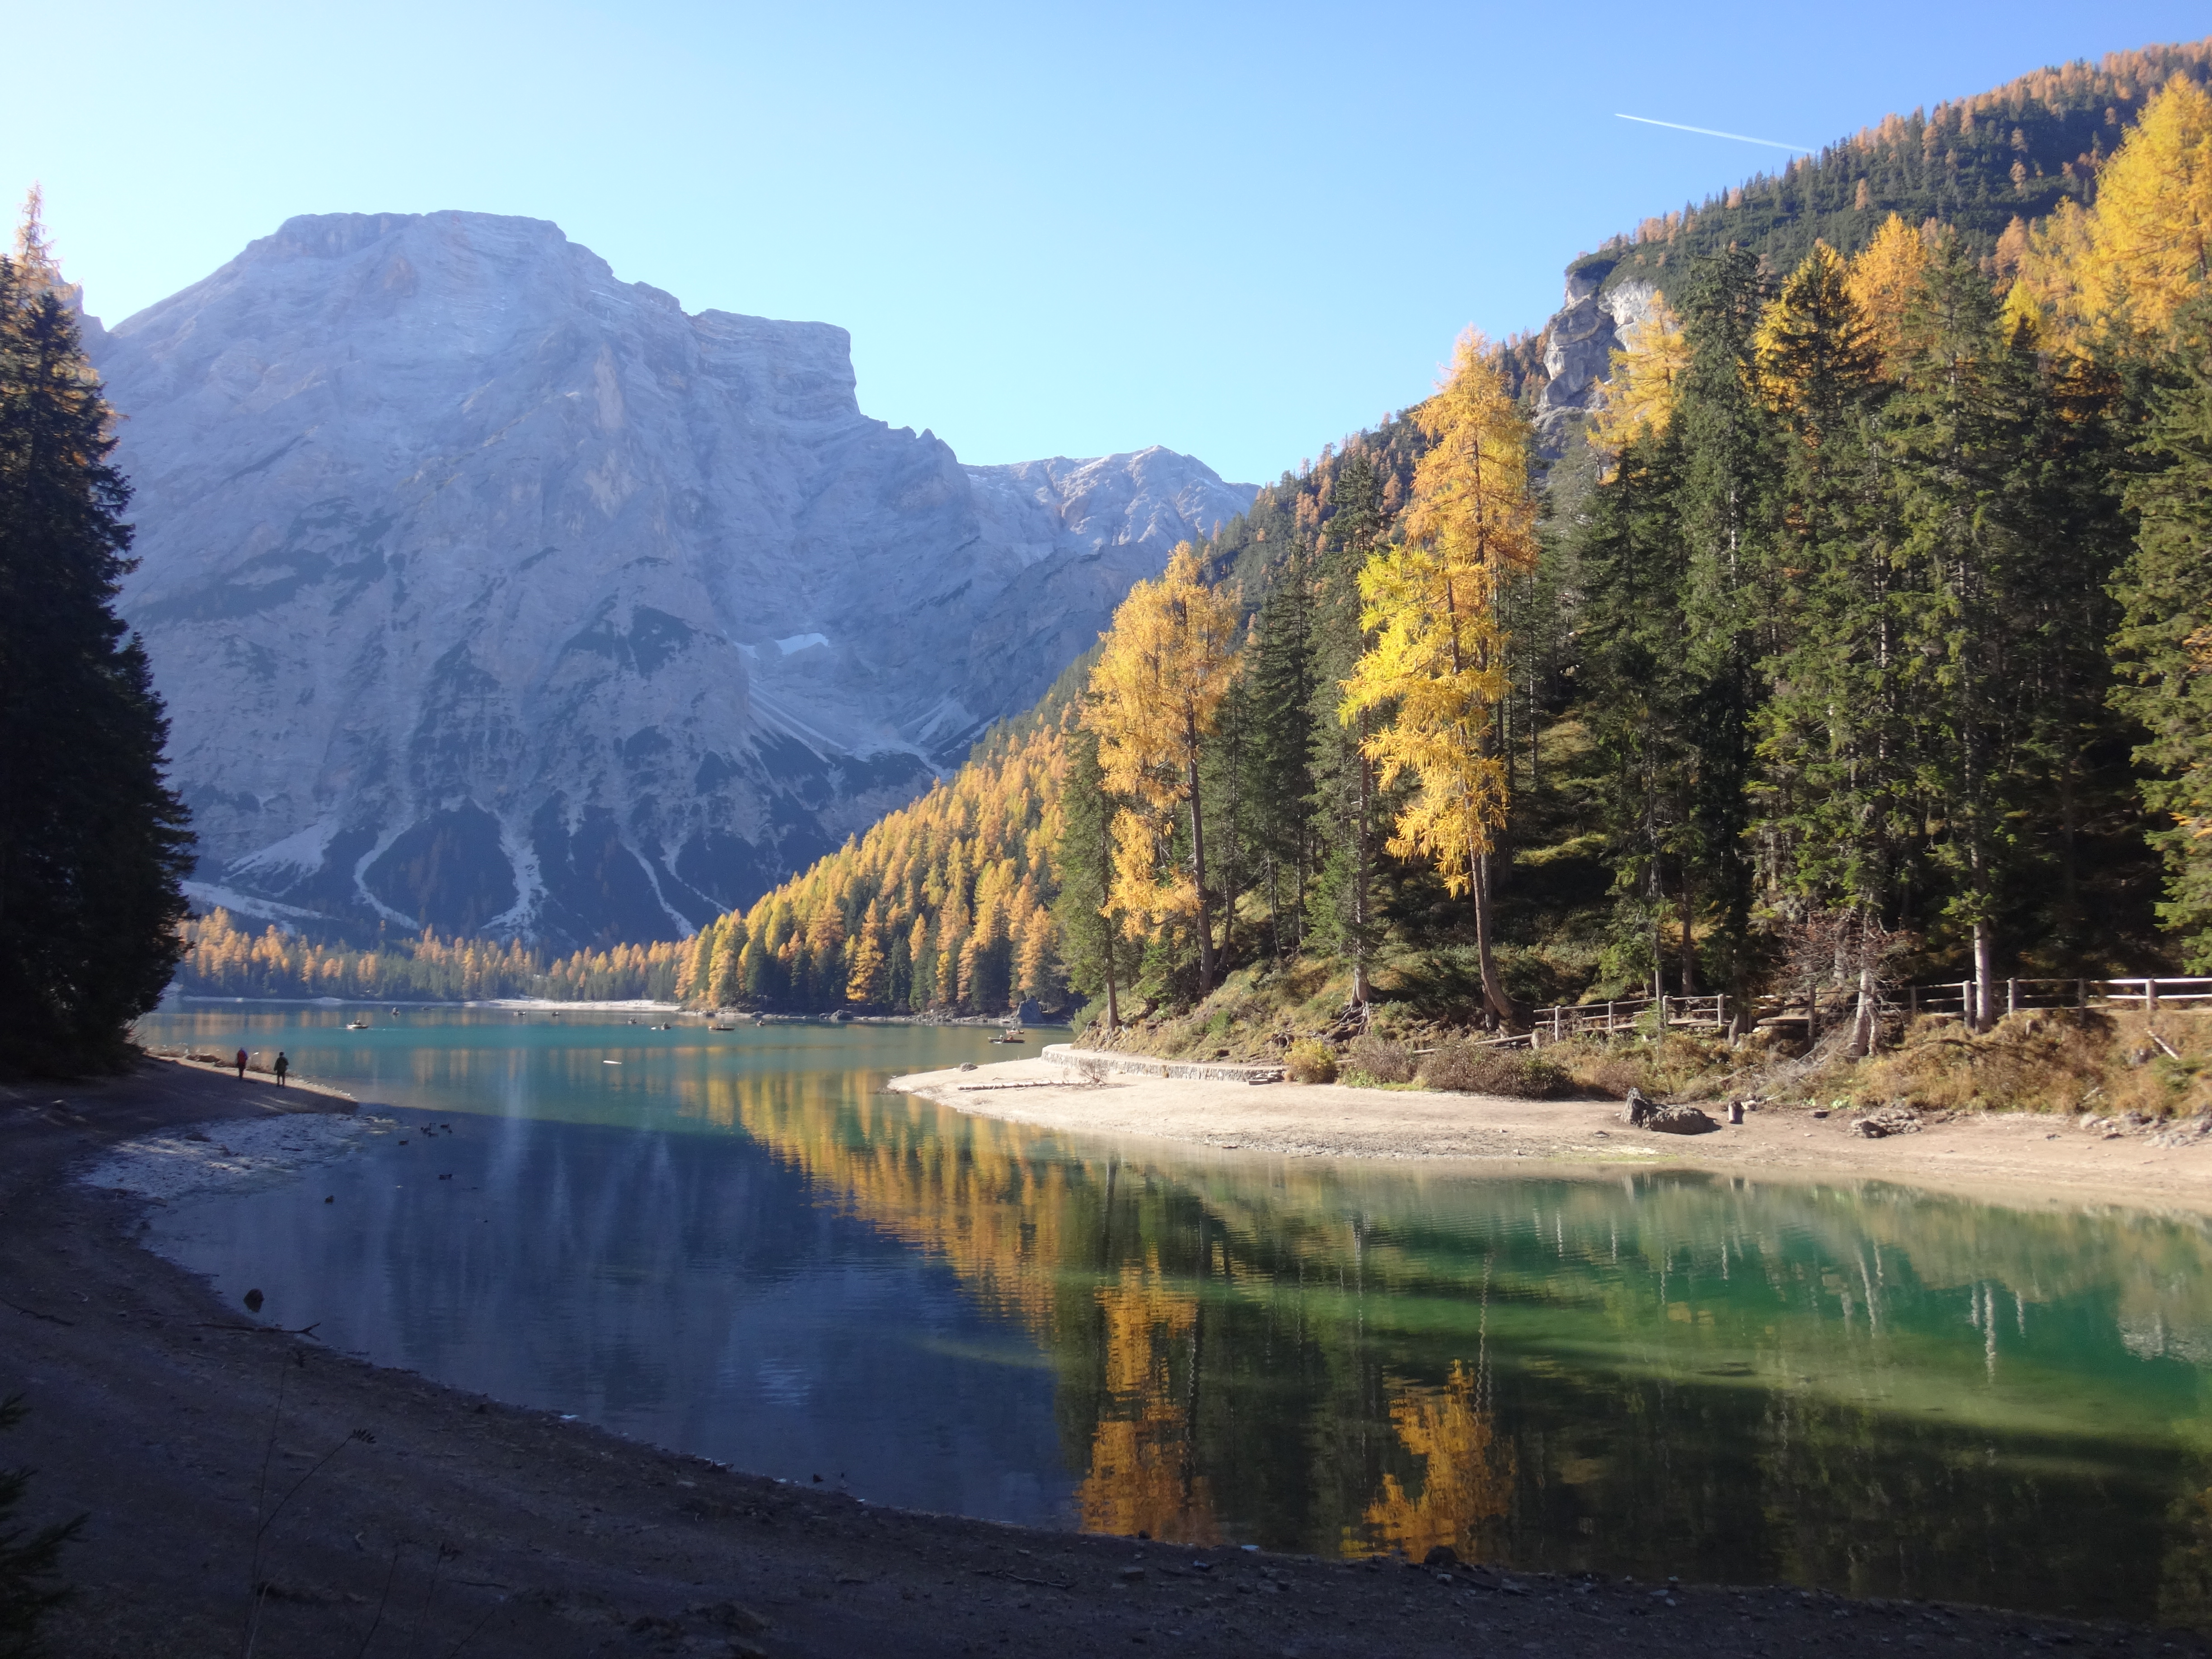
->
[[92, 212, 1252, 945], [1532, 256, 1660, 455]]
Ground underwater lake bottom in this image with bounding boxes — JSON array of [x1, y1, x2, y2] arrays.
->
[[134, 1005, 2212, 1627]]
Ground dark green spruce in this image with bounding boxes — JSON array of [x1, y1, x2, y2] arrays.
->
[[0, 236, 192, 1075]]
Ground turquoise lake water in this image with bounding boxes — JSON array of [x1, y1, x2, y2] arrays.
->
[[133, 1003, 2212, 1626]]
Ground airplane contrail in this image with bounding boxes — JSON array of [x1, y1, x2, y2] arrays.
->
[[1615, 113, 1814, 153]]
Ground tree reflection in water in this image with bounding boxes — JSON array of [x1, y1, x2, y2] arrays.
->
[[713, 1074, 2212, 1622]]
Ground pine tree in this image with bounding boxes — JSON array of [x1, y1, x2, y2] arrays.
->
[[1307, 453, 1387, 1004], [1577, 409, 1691, 999], [1052, 726, 1137, 1028], [1887, 232, 2034, 1030], [0, 201, 193, 1074], [2112, 290, 2212, 966], [1673, 244, 1781, 1005], [1753, 242, 1898, 1038], [1240, 566, 1317, 962]]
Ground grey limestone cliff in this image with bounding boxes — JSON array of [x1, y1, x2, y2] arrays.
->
[[93, 212, 1251, 946], [1532, 256, 1661, 453]]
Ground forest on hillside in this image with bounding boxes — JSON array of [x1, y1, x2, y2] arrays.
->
[[683, 53, 2212, 1049]]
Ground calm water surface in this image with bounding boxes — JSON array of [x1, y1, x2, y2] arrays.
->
[[135, 1004, 2212, 1625]]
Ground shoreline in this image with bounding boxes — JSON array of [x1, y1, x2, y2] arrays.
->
[[153, 996, 1071, 1027], [891, 1053, 2212, 1216], [0, 1056, 2194, 1656]]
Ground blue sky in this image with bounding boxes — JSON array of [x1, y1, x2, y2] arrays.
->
[[7, 2, 2205, 484]]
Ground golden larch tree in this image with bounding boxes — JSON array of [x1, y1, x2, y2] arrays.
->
[[2022, 72, 2212, 344], [1083, 544, 1242, 994], [1343, 329, 1537, 1023], [1846, 213, 1933, 376], [1588, 290, 1689, 463]]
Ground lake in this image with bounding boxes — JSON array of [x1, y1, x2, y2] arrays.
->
[[133, 1004, 2212, 1626]]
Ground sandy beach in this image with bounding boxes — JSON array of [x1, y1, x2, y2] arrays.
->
[[891, 1051, 2212, 1214]]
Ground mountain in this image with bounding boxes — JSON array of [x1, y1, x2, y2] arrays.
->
[[87, 212, 1252, 947]]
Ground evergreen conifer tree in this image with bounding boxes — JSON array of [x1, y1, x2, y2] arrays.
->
[[1052, 726, 1136, 1028], [1240, 565, 1317, 961], [1673, 245, 1781, 1005], [1306, 453, 1387, 1003], [0, 203, 192, 1074], [2113, 290, 2212, 967]]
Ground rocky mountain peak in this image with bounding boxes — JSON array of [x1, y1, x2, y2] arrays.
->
[[94, 211, 1252, 946]]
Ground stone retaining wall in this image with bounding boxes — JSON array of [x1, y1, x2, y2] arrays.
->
[[1041, 1044, 1284, 1084]]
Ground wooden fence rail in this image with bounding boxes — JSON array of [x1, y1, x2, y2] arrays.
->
[[1463, 976, 2212, 1050]]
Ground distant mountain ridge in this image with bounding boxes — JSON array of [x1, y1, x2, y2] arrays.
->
[[88, 212, 1252, 946]]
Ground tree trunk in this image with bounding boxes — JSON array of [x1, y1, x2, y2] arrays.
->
[[1677, 878, 1698, 996], [1473, 851, 1520, 1026], [1187, 755, 1214, 996], [1350, 721, 1372, 1006], [1850, 963, 1878, 1057], [1099, 823, 1118, 1034], [1973, 918, 1995, 1032]]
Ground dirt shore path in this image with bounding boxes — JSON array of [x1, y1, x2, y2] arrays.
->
[[0, 1057, 2196, 1656], [891, 1055, 2212, 1214]]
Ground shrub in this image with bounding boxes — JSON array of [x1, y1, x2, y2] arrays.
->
[[1345, 1034, 1416, 1085], [1286, 1040, 1338, 1084], [1420, 1040, 1570, 1098]]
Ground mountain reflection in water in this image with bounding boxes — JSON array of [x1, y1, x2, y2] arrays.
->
[[136, 1008, 2212, 1627]]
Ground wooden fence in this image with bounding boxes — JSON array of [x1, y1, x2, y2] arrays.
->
[[1466, 977, 2212, 1050]]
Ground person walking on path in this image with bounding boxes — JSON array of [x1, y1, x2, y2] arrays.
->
[[274, 1051, 289, 1087], [234, 1047, 248, 1080]]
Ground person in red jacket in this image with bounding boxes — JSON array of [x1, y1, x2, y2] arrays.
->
[[234, 1047, 248, 1080]]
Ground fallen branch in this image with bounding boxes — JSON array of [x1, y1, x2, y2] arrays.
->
[[4, 1299, 75, 1326], [198, 1321, 323, 1338], [972, 1567, 1073, 1591]]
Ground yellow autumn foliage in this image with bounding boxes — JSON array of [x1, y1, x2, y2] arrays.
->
[[1083, 544, 1242, 938], [2021, 72, 2212, 345], [1587, 290, 1689, 460], [1343, 330, 1536, 895], [1846, 213, 1934, 376], [686, 712, 1071, 1012]]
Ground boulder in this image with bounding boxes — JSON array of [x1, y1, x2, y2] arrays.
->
[[1852, 1106, 1922, 1139], [1647, 1106, 1719, 1135]]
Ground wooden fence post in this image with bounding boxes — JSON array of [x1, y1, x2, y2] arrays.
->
[[2076, 978, 2087, 1009], [1908, 984, 1918, 1018], [2149, 979, 2160, 1013], [2007, 978, 2018, 1018]]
